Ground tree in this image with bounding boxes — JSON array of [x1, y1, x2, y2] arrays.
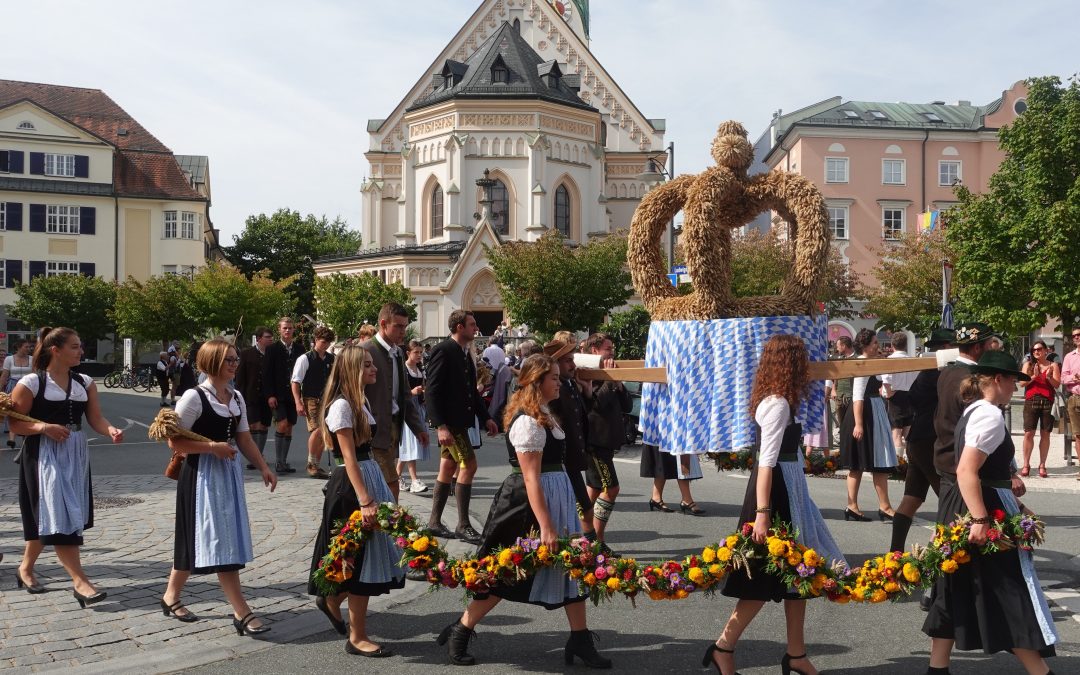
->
[[186, 262, 294, 337], [224, 208, 363, 315], [860, 227, 953, 336], [12, 274, 116, 342], [113, 274, 200, 346], [948, 75, 1080, 340], [486, 230, 633, 339], [314, 272, 416, 339], [600, 305, 651, 360]]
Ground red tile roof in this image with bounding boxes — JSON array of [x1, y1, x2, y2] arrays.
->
[[0, 79, 204, 200]]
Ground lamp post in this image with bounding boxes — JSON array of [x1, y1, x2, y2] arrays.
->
[[635, 142, 676, 269]]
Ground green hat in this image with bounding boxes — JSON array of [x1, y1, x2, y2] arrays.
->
[[971, 350, 1030, 382], [924, 328, 955, 349], [954, 322, 998, 346]]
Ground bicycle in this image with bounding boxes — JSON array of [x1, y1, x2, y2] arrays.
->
[[132, 366, 156, 393], [103, 367, 132, 389]]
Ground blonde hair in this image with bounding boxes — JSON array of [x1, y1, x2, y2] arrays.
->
[[503, 355, 558, 430], [195, 338, 236, 378], [319, 344, 372, 449], [357, 324, 376, 340]]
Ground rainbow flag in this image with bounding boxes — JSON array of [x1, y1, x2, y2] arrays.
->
[[919, 210, 939, 233]]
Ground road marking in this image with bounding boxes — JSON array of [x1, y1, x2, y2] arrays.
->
[[123, 417, 151, 430]]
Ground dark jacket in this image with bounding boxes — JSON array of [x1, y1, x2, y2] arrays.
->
[[906, 367, 940, 443], [262, 339, 304, 403], [933, 360, 976, 475], [587, 381, 632, 450], [425, 338, 491, 431], [364, 337, 425, 450], [235, 346, 265, 407], [551, 378, 590, 472]]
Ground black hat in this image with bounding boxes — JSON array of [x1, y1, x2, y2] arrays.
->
[[953, 322, 999, 346], [971, 350, 1030, 382], [924, 328, 955, 349]]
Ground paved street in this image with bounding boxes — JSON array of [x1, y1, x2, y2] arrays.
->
[[1, 386, 1078, 673]]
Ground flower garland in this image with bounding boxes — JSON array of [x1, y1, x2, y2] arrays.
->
[[803, 450, 840, 476], [310, 504, 1045, 606], [705, 449, 755, 472]]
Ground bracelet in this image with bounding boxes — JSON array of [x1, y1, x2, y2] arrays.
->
[[970, 516, 990, 524], [360, 500, 375, 508], [755, 507, 771, 514]]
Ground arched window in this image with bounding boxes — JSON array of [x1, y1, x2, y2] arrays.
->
[[554, 184, 571, 236], [490, 179, 510, 235], [431, 184, 444, 238]]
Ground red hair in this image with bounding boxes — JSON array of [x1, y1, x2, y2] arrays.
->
[[749, 334, 810, 415]]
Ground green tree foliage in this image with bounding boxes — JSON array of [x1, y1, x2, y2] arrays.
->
[[313, 272, 417, 339], [486, 230, 633, 339], [600, 305, 651, 359], [188, 262, 294, 336], [113, 274, 200, 346], [948, 76, 1080, 339], [12, 274, 116, 342], [860, 227, 952, 336], [224, 208, 363, 315]]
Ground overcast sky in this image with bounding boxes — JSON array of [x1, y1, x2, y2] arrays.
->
[[9, 0, 1077, 244]]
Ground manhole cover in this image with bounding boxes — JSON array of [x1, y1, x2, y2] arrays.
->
[[94, 496, 144, 509]]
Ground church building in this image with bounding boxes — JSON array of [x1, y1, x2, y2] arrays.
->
[[314, 0, 666, 338]]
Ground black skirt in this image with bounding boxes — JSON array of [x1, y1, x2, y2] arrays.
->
[[173, 454, 244, 574], [721, 464, 798, 602], [639, 443, 677, 479], [839, 400, 891, 473], [18, 434, 94, 546], [922, 482, 1056, 656]]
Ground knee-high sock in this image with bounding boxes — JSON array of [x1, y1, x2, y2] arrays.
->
[[429, 480, 452, 528], [251, 430, 268, 456], [274, 432, 287, 465], [890, 512, 913, 553], [282, 435, 293, 465], [455, 483, 474, 530]]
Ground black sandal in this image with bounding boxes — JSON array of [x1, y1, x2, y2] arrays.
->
[[232, 612, 270, 636], [160, 598, 199, 623], [702, 642, 740, 674], [680, 501, 706, 516]]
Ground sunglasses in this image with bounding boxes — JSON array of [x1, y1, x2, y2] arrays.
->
[[1032, 347, 1045, 352]]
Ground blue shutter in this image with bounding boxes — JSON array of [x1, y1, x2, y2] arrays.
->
[[29, 152, 45, 175], [79, 206, 96, 235], [0, 150, 7, 172], [28, 261, 46, 280], [5, 203, 22, 230], [6, 259, 21, 287], [9, 151, 24, 173], [29, 204, 46, 232], [74, 155, 89, 178], [79, 262, 96, 278]]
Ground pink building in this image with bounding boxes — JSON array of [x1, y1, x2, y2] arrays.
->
[[756, 81, 1028, 341]]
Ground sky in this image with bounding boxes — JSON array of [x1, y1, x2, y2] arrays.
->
[[8, 0, 1077, 245]]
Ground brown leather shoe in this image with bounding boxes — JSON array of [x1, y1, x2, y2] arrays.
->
[[307, 463, 331, 479]]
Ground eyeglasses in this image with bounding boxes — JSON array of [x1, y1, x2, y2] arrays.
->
[[1032, 347, 1045, 352], [1072, 334, 1080, 339], [223, 357, 241, 364]]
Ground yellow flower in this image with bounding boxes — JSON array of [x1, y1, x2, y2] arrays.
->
[[411, 536, 430, 553], [648, 589, 667, 601], [701, 547, 717, 563], [569, 568, 583, 579], [803, 549, 821, 567], [708, 564, 725, 577], [726, 535, 739, 549], [463, 569, 477, 584], [940, 559, 959, 574], [537, 545, 552, 563], [767, 538, 787, 557], [952, 549, 970, 564], [811, 574, 827, 591], [851, 587, 866, 602], [786, 553, 802, 567], [606, 577, 620, 591], [834, 592, 851, 604], [498, 549, 514, 567], [883, 581, 900, 593], [674, 589, 689, 599], [870, 589, 888, 603], [902, 563, 921, 583], [716, 547, 733, 563], [688, 567, 705, 584], [583, 573, 597, 586]]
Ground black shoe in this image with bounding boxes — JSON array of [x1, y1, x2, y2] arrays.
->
[[345, 640, 393, 657], [6, 439, 16, 449], [160, 598, 199, 623], [844, 508, 872, 522], [280, 463, 297, 474], [160, 401, 169, 407], [455, 525, 482, 545], [73, 589, 107, 608], [919, 590, 933, 612], [701, 642, 739, 674], [878, 509, 895, 522], [680, 501, 706, 516], [247, 463, 256, 470], [16, 572, 46, 594], [428, 523, 456, 539], [781, 652, 810, 675], [406, 568, 429, 582], [437, 620, 476, 666], [232, 612, 270, 637], [564, 629, 612, 669], [648, 499, 674, 513], [315, 595, 347, 635]]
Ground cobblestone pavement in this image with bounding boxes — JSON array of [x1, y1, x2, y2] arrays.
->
[[0, 472, 472, 674]]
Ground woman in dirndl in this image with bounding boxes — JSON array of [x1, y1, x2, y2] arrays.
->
[[11, 327, 123, 605], [2, 338, 34, 450], [839, 328, 897, 521], [307, 344, 404, 657], [438, 354, 612, 669], [161, 339, 277, 635], [923, 350, 1058, 674], [709, 335, 845, 675], [396, 339, 430, 493]]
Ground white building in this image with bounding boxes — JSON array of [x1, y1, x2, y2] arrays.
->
[[314, 0, 666, 338]]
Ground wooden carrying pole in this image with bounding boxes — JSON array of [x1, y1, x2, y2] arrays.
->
[[578, 357, 940, 384]]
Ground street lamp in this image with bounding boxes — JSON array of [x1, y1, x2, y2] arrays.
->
[[635, 142, 676, 269]]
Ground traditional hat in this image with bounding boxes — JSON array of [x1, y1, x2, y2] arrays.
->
[[953, 322, 998, 346], [924, 328, 955, 349], [542, 338, 576, 360], [971, 350, 1030, 382]]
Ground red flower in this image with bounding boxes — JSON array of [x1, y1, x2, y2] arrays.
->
[[987, 528, 1002, 541], [741, 522, 754, 536], [511, 553, 524, 565], [623, 570, 634, 580], [992, 509, 1006, 523]]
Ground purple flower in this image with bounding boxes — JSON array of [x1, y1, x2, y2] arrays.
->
[[685, 584, 695, 593], [596, 554, 606, 565], [670, 574, 681, 585], [796, 563, 814, 578], [940, 543, 951, 557]]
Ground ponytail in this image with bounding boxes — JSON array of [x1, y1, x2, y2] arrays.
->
[[32, 327, 78, 371]]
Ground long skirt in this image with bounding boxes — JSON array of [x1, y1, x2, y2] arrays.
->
[[19, 431, 93, 545], [839, 397, 897, 472], [923, 483, 1057, 655], [398, 402, 430, 462], [307, 459, 405, 596], [174, 450, 254, 574], [639, 444, 702, 481], [475, 470, 584, 609], [723, 460, 846, 602]]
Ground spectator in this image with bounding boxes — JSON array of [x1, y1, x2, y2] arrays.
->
[[829, 336, 855, 432], [262, 317, 305, 474], [396, 339, 430, 493], [881, 333, 918, 457], [155, 351, 172, 407], [357, 324, 376, 345], [176, 343, 199, 397], [1020, 340, 1059, 478], [1, 339, 34, 449], [482, 342, 506, 377], [1062, 328, 1080, 481], [236, 328, 274, 468], [291, 325, 336, 479]]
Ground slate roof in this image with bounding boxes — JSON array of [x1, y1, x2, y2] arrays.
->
[[407, 21, 596, 113], [317, 241, 466, 264], [787, 99, 994, 131], [0, 79, 204, 201]]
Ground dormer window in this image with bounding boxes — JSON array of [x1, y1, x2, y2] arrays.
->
[[537, 60, 562, 89], [922, 112, 943, 123], [491, 55, 510, 85], [17, 120, 35, 130], [869, 110, 888, 120], [841, 110, 859, 119]]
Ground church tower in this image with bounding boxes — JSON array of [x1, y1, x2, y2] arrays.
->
[[545, 0, 590, 45]]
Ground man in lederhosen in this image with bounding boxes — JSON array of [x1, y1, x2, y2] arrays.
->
[[262, 316, 305, 474]]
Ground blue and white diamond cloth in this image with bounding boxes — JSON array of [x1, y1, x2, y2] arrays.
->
[[640, 315, 828, 455]]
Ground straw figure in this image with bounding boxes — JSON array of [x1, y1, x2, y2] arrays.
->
[[627, 120, 830, 320]]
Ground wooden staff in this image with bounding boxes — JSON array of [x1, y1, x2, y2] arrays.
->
[[579, 357, 940, 384]]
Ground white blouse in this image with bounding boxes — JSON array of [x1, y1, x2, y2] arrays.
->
[[175, 384, 250, 433], [4, 355, 34, 381], [852, 356, 870, 400], [754, 395, 790, 468], [507, 409, 565, 453], [961, 399, 1007, 455], [17, 372, 94, 401], [325, 397, 377, 433]]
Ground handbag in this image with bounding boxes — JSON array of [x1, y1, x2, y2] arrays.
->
[[165, 450, 183, 480]]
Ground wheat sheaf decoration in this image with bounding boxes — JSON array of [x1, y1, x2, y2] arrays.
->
[[0, 392, 44, 425], [627, 120, 830, 321], [148, 408, 212, 443]]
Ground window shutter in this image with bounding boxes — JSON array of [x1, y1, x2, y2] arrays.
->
[[29, 204, 46, 232], [79, 206, 96, 235], [29, 152, 45, 175], [74, 155, 89, 178], [79, 262, 96, 278], [6, 259, 21, 287], [9, 151, 24, 173], [0, 150, 7, 172], [5, 202, 22, 230], [28, 260, 46, 280]]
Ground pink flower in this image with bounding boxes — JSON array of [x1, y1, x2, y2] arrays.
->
[[595, 567, 608, 580]]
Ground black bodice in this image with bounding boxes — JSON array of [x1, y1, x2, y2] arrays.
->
[[953, 404, 1015, 481], [862, 375, 883, 400], [29, 371, 87, 426], [189, 387, 240, 443], [505, 411, 566, 468]]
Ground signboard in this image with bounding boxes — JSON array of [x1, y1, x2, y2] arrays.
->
[[667, 274, 678, 287], [123, 338, 133, 369], [672, 264, 688, 275]]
